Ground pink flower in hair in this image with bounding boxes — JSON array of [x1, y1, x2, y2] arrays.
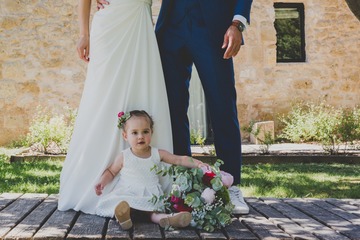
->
[[118, 111, 124, 118]]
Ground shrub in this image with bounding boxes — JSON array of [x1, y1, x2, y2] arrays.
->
[[26, 107, 76, 154], [278, 101, 360, 154], [278, 101, 340, 143], [190, 128, 206, 146]]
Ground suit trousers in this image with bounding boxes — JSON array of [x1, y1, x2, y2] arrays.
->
[[158, 12, 243, 184]]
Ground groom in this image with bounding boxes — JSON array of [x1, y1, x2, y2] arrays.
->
[[155, 0, 252, 214], [96, 0, 252, 214]]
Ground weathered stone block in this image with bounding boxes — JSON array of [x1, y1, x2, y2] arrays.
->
[[250, 121, 275, 145]]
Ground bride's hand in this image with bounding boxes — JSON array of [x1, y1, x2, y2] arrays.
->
[[97, 0, 109, 10], [77, 35, 90, 62]]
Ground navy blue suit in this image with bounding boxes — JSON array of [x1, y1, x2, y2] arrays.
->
[[155, 0, 252, 184]]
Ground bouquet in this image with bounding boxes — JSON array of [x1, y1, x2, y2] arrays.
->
[[151, 160, 234, 232]]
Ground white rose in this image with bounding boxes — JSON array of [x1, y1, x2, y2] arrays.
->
[[201, 187, 216, 204]]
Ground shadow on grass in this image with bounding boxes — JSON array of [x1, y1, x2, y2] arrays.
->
[[241, 163, 360, 199], [1, 154, 360, 198], [0, 154, 62, 194]]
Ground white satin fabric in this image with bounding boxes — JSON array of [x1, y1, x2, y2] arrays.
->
[[58, 0, 173, 215]]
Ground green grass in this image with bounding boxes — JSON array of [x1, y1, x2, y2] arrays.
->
[[241, 163, 360, 198], [1, 152, 360, 198], [0, 154, 62, 194]]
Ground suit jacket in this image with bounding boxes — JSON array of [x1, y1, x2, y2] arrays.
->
[[155, 0, 253, 46]]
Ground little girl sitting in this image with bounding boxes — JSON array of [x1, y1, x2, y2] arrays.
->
[[94, 110, 207, 230]]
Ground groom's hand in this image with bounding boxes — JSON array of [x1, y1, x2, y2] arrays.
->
[[222, 24, 242, 59], [96, 0, 109, 10]]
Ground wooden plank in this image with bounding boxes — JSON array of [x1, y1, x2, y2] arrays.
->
[[344, 199, 360, 207], [105, 218, 131, 240], [198, 229, 227, 239], [325, 198, 360, 217], [163, 227, 199, 239], [263, 198, 349, 240], [287, 198, 360, 240], [33, 209, 78, 240], [223, 218, 258, 240], [132, 221, 162, 239], [311, 199, 360, 225], [239, 200, 292, 240], [0, 193, 22, 211], [66, 212, 107, 239], [4, 194, 58, 240], [0, 193, 47, 239], [251, 198, 318, 240]]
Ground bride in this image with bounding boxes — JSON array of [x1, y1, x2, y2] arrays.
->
[[58, 0, 173, 214]]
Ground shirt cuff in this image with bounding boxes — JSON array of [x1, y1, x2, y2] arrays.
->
[[233, 15, 248, 29]]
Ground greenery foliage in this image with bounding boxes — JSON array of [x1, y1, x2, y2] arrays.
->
[[241, 121, 275, 154], [151, 160, 233, 232], [25, 107, 76, 154], [190, 129, 206, 146], [278, 101, 360, 154], [275, 17, 302, 61]]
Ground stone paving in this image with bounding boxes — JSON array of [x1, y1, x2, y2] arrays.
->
[[191, 143, 325, 155]]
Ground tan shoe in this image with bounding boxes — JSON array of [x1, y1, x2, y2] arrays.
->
[[159, 212, 192, 228], [114, 201, 133, 230]]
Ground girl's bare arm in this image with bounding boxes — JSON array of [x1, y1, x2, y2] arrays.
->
[[159, 149, 207, 168], [95, 154, 124, 195]]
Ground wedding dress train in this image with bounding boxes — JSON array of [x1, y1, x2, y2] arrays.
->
[[58, 0, 173, 214]]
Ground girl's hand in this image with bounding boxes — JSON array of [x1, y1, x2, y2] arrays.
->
[[195, 159, 209, 168], [77, 35, 90, 62], [95, 183, 104, 196]]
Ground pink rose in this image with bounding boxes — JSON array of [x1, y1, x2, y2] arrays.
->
[[220, 171, 234, 188], [118, 112, 124, 118], [201, 187, 216, 204]]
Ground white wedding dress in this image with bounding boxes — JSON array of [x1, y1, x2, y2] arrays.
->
[[58, 0, 173, 215]]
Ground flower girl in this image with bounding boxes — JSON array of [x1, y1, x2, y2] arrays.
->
[[94, 110, 207, 230]]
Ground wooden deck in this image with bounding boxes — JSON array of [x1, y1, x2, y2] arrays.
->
[[1, 193, 360, 240]]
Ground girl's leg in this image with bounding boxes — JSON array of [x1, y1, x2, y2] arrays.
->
[[150, 211, 192, 228]]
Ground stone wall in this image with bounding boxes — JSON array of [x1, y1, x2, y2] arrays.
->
[[0, 0, 359, 145], [1, 0, 83, 145], [234, 0, 360, 131]]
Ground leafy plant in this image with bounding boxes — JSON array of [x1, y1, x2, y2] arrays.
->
[[278, 101, 360, 154], [322, 108, 360, 154], [190, 129, 206, 146], [241, 121, 275, 155], [278, 101, 338, 143], [151, 160, 234, 232], [26, 107, 76, 154]]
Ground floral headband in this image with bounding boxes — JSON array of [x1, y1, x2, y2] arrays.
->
[[117, 111, 131, 129]]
